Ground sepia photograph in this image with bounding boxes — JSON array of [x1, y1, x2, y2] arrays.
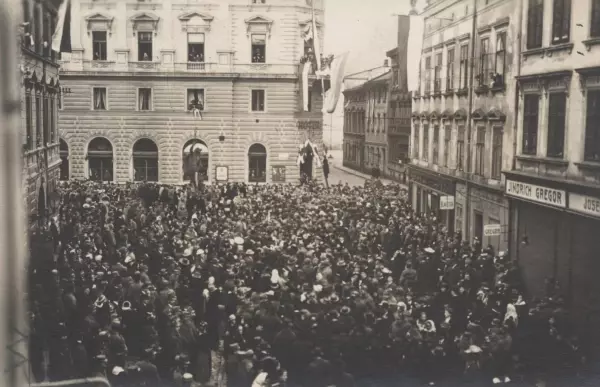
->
[[0, 0, 599, 386]]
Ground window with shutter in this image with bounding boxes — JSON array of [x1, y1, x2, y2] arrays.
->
[[552, 0, 571, 44], [522, 94, 539, 155], [592, 0, 600, 37], [585, 91, 600, 161], [527, 0, 544, 49], [547, 92, 566, 158]]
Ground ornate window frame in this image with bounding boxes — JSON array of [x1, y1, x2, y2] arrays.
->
[[130, 12, 160, 37], [178, 11, 214, 33], [244, 15, 274, 38], [85, 13, 114, 36]]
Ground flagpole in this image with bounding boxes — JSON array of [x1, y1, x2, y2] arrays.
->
[[310, 1, 326, 98]]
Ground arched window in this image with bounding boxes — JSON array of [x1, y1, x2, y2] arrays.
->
[[133, 138, 158, 182], [87, 137, 113, 182], [182, 139, 209, 181], [59, 138, 69, 181], [248, 143, 267, 182]]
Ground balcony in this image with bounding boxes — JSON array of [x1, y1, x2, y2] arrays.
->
[[59, 59, 299, 76]]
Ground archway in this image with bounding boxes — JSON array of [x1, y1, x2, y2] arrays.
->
[[87, 137, 113, 182], [133, 138, 159, 182], [248, 143, 267, 182], [182, 139, 209, 182], [59, 138, 69, 181]]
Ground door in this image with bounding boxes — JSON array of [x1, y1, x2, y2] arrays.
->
[[474, 211, 483, 242]]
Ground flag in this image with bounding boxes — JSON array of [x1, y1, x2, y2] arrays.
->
[[310, 0, 322, 72], [52, 0, 72, 53], [324, 52, 349, 113], [407, 15, 424, 92], [302, 62, 311, 111]]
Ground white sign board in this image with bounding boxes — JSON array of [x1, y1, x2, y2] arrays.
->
[[484, 224, 502, 237], [439, 196, 455, 210], [278, 153, 289, 161], [216, 166, 228, 182], [505, 179, 566, 208], [569, 193, 600, 218]]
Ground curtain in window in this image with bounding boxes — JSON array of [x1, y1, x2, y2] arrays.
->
[[140, 90, 150, 110], [94, 89, 106, 110]]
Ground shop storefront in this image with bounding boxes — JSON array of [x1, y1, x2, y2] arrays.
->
[[407, 164, 456, 233], [506, 173, 600, 347]]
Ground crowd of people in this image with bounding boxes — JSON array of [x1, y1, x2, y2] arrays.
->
[[28, 178, 584, 387]]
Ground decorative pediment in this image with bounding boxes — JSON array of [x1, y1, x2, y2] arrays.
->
[[486, 108, 506, 122], [178, 11, 214, 33], [430, 110, 440, 120], [130, 12, 160, 36], [516, 70, 572, 94], [245, 15, 274, 37], [411, 111, 420, 119], [454, 108, 467, 120], [420, 111, 429, 120], [86, 13, 114, 35], [472, 108, 486, 121], [441, 108, 453, 120]]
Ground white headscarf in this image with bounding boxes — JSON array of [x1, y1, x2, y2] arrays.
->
[[504, 303, 518, 326]]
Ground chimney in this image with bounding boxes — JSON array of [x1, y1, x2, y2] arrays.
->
[[384, 59, 389, 67]]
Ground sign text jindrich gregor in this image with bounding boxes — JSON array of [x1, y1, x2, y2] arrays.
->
[[505, 179, 566, 208]]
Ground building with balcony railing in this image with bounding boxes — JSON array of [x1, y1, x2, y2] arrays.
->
[[409, 0, 519, 245], [20, 0, 63, 222], [342, 85, 366, 172], [58, 0, 327, 184], [505, 0, 600, 341]]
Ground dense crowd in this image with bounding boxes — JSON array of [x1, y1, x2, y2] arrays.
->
[[28, 178, 583, 387]]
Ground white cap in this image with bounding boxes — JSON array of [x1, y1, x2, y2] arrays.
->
[[183, 373, 193, 381], [112, 366, 125, 375]]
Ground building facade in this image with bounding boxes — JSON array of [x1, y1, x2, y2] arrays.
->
[[506, 0, 600, 341], [342, 85, 366, 171], [386, 14, 412, 183], [410, 0, 519, 244], [20, 0, 62, 220], [363, 72, 391, 176], [58, 0, 327, 184]]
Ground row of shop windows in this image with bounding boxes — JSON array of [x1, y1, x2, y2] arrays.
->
[[59, 138, 268, 182]]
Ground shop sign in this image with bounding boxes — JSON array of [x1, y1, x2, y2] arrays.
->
[[569, 193, 600, 218], [216, 166, 228, 182], [272, 165, 286, 182], [484, 224, 502, 236], [505, 179, 566, 208], [440, 196, 455, 210], [278, 153, 289, 161]]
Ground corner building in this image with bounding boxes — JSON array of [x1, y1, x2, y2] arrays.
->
[[507, 0, 600, 342], [58, 0, 326, 184], [410, 0, 519, 248], [21, 0, 62, 219]]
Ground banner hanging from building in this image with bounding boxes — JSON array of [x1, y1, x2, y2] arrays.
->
[[407, 15, 424, 92]]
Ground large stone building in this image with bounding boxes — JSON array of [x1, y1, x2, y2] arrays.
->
[[363, 71, 391, 176], [58, 0, 326, 184], [342, 84, 366, 171], [20, 0, 62, 220], [506, 0, 600, 340], [410, 0, 519, 246]]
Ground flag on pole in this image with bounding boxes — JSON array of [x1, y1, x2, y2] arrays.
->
[[407, 15, 424, 92], [310, 0, 322, 72], [324, 52, 349, 113], [52, 0, 72, 53], [302, 62, 311, 111]]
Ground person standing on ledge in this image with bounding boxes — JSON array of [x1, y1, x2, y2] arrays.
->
[[322, 154, 330, 188]]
